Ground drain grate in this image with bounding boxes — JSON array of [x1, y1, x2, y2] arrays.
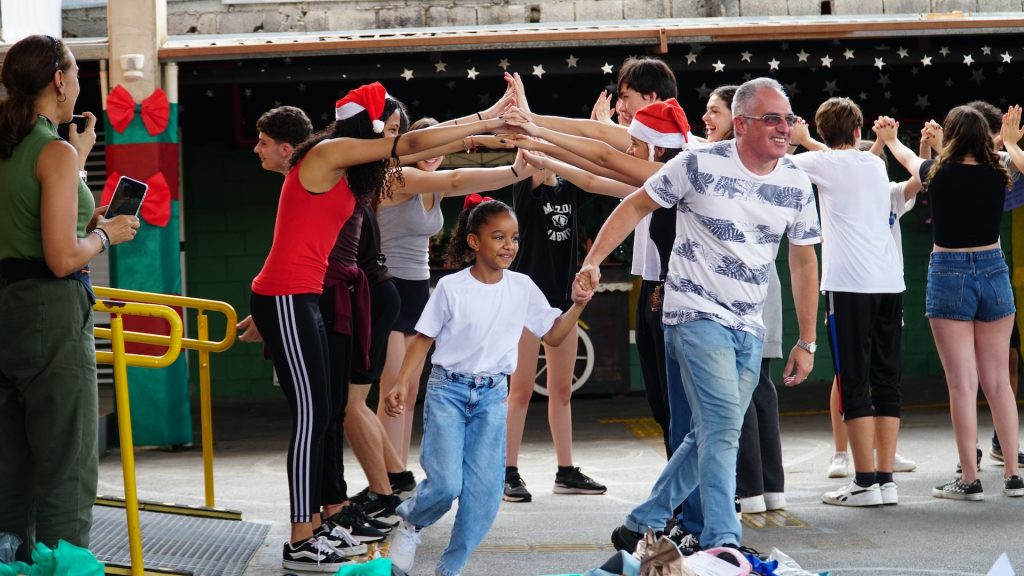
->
[[90, 506, 269, 576]]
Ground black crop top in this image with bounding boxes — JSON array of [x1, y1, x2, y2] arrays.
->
[[920, 160, 1006, 249]]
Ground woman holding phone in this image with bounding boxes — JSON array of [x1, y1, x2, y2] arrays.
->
[[0, 34, 139, 559]]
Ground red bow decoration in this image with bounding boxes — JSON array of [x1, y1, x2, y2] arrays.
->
[[101, 171, 171, 227], [106, 85, 170, 135], [463, 194, 494, 210]]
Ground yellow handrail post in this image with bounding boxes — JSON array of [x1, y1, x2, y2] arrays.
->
[[197, 313, 215, 508], [110, 313, 144, 576]]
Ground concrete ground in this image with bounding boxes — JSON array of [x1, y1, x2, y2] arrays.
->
[[98, 392, 1024, 576]]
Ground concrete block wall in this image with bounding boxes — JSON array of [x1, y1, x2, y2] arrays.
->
[[60, 0, 1024, 37]]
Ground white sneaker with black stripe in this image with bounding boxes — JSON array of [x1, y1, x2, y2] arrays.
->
[[282, 536, 349, 572], [822, 481, 883, 507]]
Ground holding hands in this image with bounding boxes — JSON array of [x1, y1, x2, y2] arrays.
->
[[872, 116, 899, 144]]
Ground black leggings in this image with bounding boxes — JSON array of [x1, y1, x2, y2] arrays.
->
[[636, 279, 672, 457], [251, 292, 332, 523], [319, 285, 351, 505]]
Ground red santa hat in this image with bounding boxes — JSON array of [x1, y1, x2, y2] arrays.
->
[[627, 98, 691, 149], [335, 82, 391, 132]]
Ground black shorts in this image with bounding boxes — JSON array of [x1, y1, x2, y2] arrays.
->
[[351, 279, 401, 384], [392, 277, 429, 334]]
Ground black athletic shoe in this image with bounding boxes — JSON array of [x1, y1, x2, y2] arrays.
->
[[553, 467, 607, 495], [955, 447, 983, 474], [282, 537, 349, 572], [389, 470, 417, 500], [311, 523, 368, 557], [665, 523, 700, 556], [610, 525, 642, 553], [1004, 475, 1024, 497], [990, 436, 1024, 466], [323, 508, 388, 542], [503, 469, 532, 502], [932, 477, 984, 501], [348, 502, 397, 531], [351, 491, 401, 524]]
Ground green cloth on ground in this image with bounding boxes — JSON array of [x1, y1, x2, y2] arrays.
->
[[0, 541, 103, 576]]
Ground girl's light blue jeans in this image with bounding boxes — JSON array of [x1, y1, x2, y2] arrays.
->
[[397, 366, 508, 576]]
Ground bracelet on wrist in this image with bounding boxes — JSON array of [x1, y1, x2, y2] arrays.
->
[[476, 112, 483, 121], [510, 166, 519, 178], [92, 228, 110, 252]]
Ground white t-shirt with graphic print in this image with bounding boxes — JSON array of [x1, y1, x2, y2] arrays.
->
[[644, 140, 821, 339], [415, 267, 561, 376]]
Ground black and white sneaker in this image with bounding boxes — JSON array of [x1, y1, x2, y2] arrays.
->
[[348, 502, 398, 531], [955, 446, 983, 474], [503, 469, 532, 502], [351, 491, 401, 524], [389, 470, 417, 501], [932, 477, 984, 501], [282, 537, 349, 572], [323, 508, 388, 542], [665, 524, 700, 556], [313, 523, 368, 557], [1004, 475, 1024, 497], [553, 467, 607, 495]]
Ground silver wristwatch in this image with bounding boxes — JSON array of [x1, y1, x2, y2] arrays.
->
[[796, 339, 817, 354]]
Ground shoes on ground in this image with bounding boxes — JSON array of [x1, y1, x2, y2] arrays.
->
[[610, 524, 642, 554], [388, 519, 422, 573], [879, 482, 898, 505], [892, 452, 917, 473], [738, 494, 766, 514], [554, 467, 607, 495], [822, 481, 883, 507], [990, 438, 1024, 466], [827, 452, 851, 478], [389, 470, 417, 501], [932, 477, 984, 501], [323, 507, 388, 542], [1004, 475, 1024, 497], [350, 490, 401, 524], [503, 469, 532, 503], [664, 523, 700, 556], [282, 536, 349, 572], [763, 492, 786, 510], [955, 446, 983, 474], [312, 523, 368, 556]]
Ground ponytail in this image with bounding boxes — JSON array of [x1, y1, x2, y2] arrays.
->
[[0, 35, 70, 158], [444, 195, 513, 268]]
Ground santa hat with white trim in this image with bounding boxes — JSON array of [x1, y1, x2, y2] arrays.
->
[[335, 81, 391, 133], [628, 98, 690, 149]]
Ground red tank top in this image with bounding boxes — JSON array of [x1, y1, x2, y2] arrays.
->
[[252, 162, 357, 296]]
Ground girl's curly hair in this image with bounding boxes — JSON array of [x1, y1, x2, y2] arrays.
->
[[445, 199, 515, 268]]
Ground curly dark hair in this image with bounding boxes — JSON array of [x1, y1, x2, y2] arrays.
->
[[0, 35, 70, 158], [256, 106, 313, 146], [927, 105, 1010, 189], [289, 95, 408, 202], [445, 199, 515, 267]]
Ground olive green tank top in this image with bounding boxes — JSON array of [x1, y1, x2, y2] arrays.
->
[[0, 115, 95, 260]]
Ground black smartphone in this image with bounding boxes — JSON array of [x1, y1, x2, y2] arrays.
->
[[105, 176, 149, 219], [57, 115, 89, 140]]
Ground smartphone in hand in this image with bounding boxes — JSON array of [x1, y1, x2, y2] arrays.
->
[[57, 115, 89, 140]]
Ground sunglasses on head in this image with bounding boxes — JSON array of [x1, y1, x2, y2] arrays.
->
[[740, 113, 799, 127]]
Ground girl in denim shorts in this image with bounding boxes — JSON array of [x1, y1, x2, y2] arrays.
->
[[875, 105, 1023, 501], [382, 197, 591, 576]]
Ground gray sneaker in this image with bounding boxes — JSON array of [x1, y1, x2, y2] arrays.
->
[[503, 469, 532, 502]]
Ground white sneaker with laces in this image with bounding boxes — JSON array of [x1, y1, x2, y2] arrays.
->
[[877, 450, 918, 473], [827, 452, 851, 478], [738, 494, 766, 514], [822, 481, 883, 507], [879, 482, 898, 505], [321, 524, 368, 556], [763, 492, 786, 510], [389, 519, 422, 572]]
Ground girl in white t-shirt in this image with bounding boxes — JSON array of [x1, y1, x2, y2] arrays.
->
[[382, 197, 591, 576]]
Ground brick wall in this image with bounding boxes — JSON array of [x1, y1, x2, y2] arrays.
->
[[60, 0, 1024, 38]]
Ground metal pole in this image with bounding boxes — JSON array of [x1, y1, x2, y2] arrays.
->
[[198, 313, 215, 508], [111, 313, 145, 576]]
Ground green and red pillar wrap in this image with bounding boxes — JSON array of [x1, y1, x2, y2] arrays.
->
[[103, 85, 191, 446]]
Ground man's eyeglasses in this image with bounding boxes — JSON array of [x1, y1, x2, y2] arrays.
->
[[740, 113, 799, 127]]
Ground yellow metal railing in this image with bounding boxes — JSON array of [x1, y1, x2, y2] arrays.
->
[[94, 286, 238, 509], [94, 299, 183, 576]]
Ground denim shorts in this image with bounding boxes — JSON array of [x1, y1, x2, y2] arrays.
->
[[925, 248, 1016, 322]]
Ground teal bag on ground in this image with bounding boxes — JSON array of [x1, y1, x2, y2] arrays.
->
[[335, 556, 392, 575], [0, 541, 103, 576]]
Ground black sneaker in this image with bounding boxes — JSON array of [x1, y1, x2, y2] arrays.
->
[[324, 508, 388, 542], [955, 447, 983, 474], [1004, 475, 1024, 497], [610, 525, 642, 553], [312, 523, 368, 557], [990, 441, 1024, 466], [553, 467, 607, 495], [932, 477, 984, 501], [503, 469, 532, 503], [351, 491, 401, 524], [347, 502, 397, 531], [389, 470, 417, 501], [282, 537, 349, 572], [665, 524, 700, 556]]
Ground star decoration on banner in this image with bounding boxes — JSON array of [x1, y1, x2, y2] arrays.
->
[[796, 49, 810, 62], [972, 69, 986, 84], [874, 58, 886, 70], [532, 64, 546, 78], [447, 80, 457, 89], [982, 45, 992, 55], [477, 93, 491, 105], [743, 73, 753, 81], [498, 59, 510, 70], [319, 112, 330, 122], [713, 60, 726, 72], [897, 47, 909, 58], [696, 83, 712, 99], [963, 54, 975, 66], [685, 52, 699, 64], [911, 67, 920, 75], [433, 61, 447, 73], [784, 81, 800, 96], [843, 48, 855, 60], [205, 89, 214, 97], [939, 46, 951, 56], [768, 58, 780, 70], [859, 91, 868, 101], [944, 78, 953, 87], [401, 68, 414, 81], [877, 73, 891, 87], [824, 80, 839, 95], [915, 94, 931, 110], [740, 51, 753, 62], [297, 83, 306, 92], [601, 62, 614, 74], [1002, 52, 1014, 63], [466, 67, 479, 80], [921, 55, 933, 66], [283, 57, 292, 65], [874, 43, 890, 51], [821, 55, 833, 68], [566, 54, 579, 68], [243, 88, 252, 97], [998, 66, 1006, 75], [781, 42, 790, 50], [884, 91, 892, 100]]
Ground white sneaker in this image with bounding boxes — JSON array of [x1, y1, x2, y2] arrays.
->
[[738, 494, 766, 514], [822, 482, 883, 507], [874, 449, 918, 473], [827, 452, 851, 478], [879, 482, 898, 505], [763, 492, 786, 510], [389, 519, 421, 572]]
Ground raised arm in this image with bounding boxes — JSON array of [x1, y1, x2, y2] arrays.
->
[[398, 135, 513, 166], [393, 150, 537, 200], [874, 116, 925, 187], [1001, 104, 1024, 173], [790, 118, 827, 152], [436, 82, 515, 128], [505, 135, 628, 183], [522, 151, 635, 198]]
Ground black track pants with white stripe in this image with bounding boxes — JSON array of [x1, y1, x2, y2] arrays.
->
[[251, 292, 331, 523]]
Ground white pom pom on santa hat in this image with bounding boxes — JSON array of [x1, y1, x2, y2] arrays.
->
[[627, 98, 691, 149], [335, 81, 392, 132]]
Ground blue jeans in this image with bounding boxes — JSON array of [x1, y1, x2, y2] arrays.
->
[[626, 320, 762, 548], [397, 366, 508, 576], [665, 349, 704, 537]]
